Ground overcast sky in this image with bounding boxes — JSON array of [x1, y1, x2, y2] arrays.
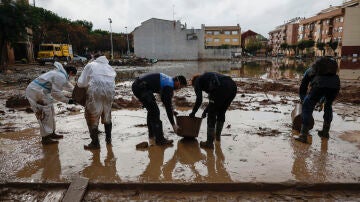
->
[[35, 0, 344, 37]]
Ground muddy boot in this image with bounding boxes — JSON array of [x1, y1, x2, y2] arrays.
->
[[153, 121, 173, 146], [318, 122, 330, 139], [215, 121, 224, 142], [200, 127, 215, 149], [84, 129, 100, 150], [41, 135, 59, 145], [49, 132, 63, 139], [294, 125, 310, 144], [105, 123, 112, 144]]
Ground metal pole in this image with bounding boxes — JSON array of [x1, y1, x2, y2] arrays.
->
[[109, 18, 113, 59], [126, 26, 130, 55]]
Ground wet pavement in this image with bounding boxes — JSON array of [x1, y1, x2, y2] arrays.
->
[[0, 59, 360, 187]]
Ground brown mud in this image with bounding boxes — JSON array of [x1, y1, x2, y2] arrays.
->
[[0, 61, 359, 200]]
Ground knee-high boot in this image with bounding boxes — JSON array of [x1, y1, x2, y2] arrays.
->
[[84, 128, 100, 149], [200, 127, 215, 149], [105, 123, 112, 144], [318, 122, 330, 139], [215, 121, 224, 141]]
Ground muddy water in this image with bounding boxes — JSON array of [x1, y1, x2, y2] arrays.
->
[[1, 59, 360, 185]]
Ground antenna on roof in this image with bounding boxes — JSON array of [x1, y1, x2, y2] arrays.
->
[[172, 4, 175, 21]]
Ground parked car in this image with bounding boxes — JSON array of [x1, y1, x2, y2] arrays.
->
[[73, 54, 87, 63]]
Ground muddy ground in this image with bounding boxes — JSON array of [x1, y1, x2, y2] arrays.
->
[[0, 62, 359, 200]]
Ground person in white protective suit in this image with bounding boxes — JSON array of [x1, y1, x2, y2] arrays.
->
[[77, 54, 116, 150], [26, 62, 77, 145]]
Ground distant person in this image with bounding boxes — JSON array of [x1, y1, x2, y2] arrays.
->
[[189, 72, 237, 149], [26, 62, 77, 145], [132, 73, 187, 146], [77, 54, 116, 149], [295, 57, 340, 143]]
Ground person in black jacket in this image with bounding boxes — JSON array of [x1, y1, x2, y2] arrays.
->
[[189, 72, 237, 149], [132, 73, 187, 146], [295, 57, 340, 143]]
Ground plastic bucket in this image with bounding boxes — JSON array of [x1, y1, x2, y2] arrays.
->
[[72, 84, 87, 106], [175, 116, 202, 138], [291, 103, 314, 131]]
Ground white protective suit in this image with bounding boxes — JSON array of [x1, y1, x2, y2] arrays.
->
[[77, 56, 116, 130], [26, 62, 74, 137]]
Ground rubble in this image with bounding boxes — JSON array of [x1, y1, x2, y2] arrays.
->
[[5, 95, 30, 108]]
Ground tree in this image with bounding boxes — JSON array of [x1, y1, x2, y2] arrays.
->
[[280, 43, 289, 50], [0, 0, 30, 70], [327, 40, 338, 56], [297, 40, 306, 55], [245, 37, 262, 55], [316, 42, 326, 56]]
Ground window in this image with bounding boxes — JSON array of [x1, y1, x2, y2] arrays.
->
[[338, 26, 343, 32], [55, 47, 61, 51], [206, 38, 213, 42], [224, 31, 230, 35], [338, 37, 342, 42], [232, 38, 238, 42], [214, 31, 220, 35], [206, 31, 212, 35], [214, 38, 220, 43], [232, 31, 238, 35], [224, 38, 230, 43], [340, 17, 344, 22]]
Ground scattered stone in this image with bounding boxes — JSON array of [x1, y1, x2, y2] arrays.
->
[[25, 107, 33, 113], [226, 124, 231, 129]]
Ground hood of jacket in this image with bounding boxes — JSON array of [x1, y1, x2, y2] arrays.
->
[[53, 61, 68, 79], [95, 56, 109, 64]]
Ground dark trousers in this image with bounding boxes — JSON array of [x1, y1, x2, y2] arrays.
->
[[132, 79, 162, 138], [302, 87, 339, 128], [207, 78, 237, 128]]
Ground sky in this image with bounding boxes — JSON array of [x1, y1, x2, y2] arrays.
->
[[34, 0, 345, 37]]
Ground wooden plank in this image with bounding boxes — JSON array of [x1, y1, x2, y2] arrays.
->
[[62, 177, 89, 202]]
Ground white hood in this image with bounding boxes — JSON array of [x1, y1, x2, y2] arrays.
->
[[94, 56, 109, 64], [53, 61, 68, 79]]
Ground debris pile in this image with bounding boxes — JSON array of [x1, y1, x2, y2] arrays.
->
[[112, 96, 142, 109], [5, 95, 30, 108], [109, 57, 155, 66]]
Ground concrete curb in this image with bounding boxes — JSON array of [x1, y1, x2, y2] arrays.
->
[[1, 182, 360, 192]]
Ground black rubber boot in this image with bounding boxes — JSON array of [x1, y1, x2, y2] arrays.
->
[[84, 129, 100, 150], [41, 135, 59, 145], [153, 121, 173, 146], [147, 117, 154, 139], [200, 127, 215, 149], [49, 132, 63, 139], [318, 122, 330, 139], [295, 125, 311, 144], [215, 121, 224, 142], [105, 123, 112, 144]]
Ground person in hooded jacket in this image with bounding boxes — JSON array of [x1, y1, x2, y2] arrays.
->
[[189, 72, 237, 149], [77, 54, 116, 149], [132, 73, 187, 146], [26, 62, 77, 145], [295, 57, 340, 144]]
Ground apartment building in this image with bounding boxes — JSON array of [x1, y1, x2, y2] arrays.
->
[[134, 18, 241, 60], [204, 25, 241, 49], [268, 17, 301, 55], [298, 0, 359, 56]]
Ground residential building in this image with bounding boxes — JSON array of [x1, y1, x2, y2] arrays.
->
[[204, 25, 241, 49], [298, 0, 359, 56], [133, 18, 242, 60], [241, 30, 258, 49], [268, 17, 301, 55]]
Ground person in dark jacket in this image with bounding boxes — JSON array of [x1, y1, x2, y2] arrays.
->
[[132, 73, 187, 146], [295, 57, 340, 143], [189, 72, 237, 149]]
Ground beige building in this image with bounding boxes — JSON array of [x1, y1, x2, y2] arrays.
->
[[204, 25, 241, 49]]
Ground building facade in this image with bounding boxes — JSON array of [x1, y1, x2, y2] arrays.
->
[[133, 18, 241, 60], [268, 18, 301, 55], [298, 0, 359, 56], [204, 25, 241, 49]]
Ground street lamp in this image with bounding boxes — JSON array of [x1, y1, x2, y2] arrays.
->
[[108, 18, 113, 60], [125, 26, 130, 55]]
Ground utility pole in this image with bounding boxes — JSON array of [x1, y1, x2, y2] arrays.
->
[[125, 26, 130, 55], [108, 18, 113, 59]]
